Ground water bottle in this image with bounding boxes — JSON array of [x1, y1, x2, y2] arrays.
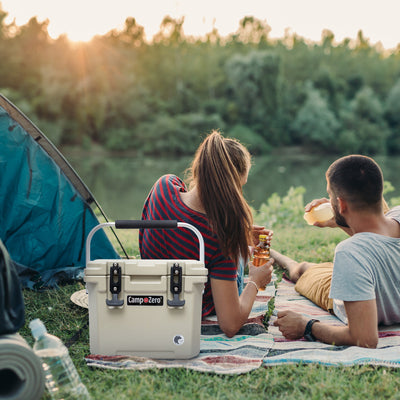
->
[[29, 318, 91, 399]]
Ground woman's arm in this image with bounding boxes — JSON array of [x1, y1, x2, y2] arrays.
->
[[210, 258, 274, 337]]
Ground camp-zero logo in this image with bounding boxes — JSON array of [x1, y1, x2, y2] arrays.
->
[[173, 335, 184, 346], [127, 295, 164, 306]]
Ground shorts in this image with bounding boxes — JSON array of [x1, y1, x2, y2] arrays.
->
[[294, 262, 334, 311]]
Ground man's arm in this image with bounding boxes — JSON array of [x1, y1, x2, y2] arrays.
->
[[274, 299, 378, 348]]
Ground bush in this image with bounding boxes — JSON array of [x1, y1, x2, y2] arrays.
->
[[229, 124, 271, 154], [291, 84, 340, 150], [253, 186, 306, 228], [133, 112, 225, 155]]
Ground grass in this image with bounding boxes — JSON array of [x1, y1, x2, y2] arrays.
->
[[19, 192, 400, 399]]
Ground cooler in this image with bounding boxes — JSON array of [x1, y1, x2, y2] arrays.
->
[[84, 220, 208, 359]]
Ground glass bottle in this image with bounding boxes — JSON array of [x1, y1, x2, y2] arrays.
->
[[252, 234, 271, 290]]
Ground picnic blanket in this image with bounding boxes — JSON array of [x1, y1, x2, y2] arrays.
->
[[264, 276, 400, 367], [85, 276, 277, 374]]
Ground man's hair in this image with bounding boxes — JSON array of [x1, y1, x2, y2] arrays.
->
[[186, 130, 253, 264], [326, 155, 383, 211]]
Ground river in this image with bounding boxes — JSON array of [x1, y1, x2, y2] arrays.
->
[[63, 149, 400, 220]]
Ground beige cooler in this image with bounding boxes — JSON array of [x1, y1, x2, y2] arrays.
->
[[84, 220, 208, 359]]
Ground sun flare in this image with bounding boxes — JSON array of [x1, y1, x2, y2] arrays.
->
[[1, 0, 400, 48]]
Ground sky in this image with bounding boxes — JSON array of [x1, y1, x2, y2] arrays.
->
[[1, 0, 399, 49]]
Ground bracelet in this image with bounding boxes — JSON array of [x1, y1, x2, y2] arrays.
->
[[247, 280, 259, 291]]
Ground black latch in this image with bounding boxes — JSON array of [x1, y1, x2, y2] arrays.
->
[[167, 263, 185, 307], [106, 263, 124, 306]]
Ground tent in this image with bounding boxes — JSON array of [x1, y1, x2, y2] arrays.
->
[[0, 94, 124, 288]]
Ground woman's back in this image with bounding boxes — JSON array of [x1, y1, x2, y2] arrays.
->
[[139, 174, 237, 317]]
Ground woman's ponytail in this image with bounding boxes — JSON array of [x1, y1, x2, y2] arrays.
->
[[186, 131, 253, 264]]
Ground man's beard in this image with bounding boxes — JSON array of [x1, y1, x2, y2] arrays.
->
[[333, 203, 349, 228]]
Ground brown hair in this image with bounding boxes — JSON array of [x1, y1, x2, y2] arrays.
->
[[186, 130, 253, 264], [326, 154, 383, 212]]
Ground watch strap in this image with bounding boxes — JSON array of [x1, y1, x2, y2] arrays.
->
[[303, 318, 320, 341]]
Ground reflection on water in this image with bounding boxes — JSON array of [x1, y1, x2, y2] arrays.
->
[[64, 150, 400, 221]]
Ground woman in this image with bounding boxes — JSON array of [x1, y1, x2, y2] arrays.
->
[[139, 130, 274, 337]]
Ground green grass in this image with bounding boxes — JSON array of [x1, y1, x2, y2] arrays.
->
[[19, 191, 400, 399]]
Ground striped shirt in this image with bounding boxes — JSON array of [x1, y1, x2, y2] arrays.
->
[[139, 174, 237, 317]]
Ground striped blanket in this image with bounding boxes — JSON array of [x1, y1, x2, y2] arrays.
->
[[85, 277, 276, 374], [85, 274, 400, 373], [264, 277, 400, 368]]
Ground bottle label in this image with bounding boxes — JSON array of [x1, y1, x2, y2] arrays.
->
[[127, 295, 164, 306]]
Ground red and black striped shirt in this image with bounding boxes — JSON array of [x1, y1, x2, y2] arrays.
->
[[139, 174, 237, 317]]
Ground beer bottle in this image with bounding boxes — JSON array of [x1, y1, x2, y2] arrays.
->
[[252, 234, 270, 290]]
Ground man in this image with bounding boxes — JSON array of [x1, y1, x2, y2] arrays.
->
[[272, 155, 400, 348]]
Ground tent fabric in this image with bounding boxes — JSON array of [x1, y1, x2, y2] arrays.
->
[[0, 94, 120, 288]]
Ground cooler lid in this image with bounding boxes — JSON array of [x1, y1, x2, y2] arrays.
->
[[85, 259, 207, 276]]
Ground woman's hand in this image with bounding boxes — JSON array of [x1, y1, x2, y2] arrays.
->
[[211, 257, 274, 338], [248, 258, 274, 290], [251, 225, 273, 247]]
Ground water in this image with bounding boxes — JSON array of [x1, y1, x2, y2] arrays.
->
[[30, 319, 91, 400], [63, 149, 400, 221], [37, 348, 90, 399]]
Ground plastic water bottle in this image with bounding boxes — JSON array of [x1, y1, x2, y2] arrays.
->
[[29, 318, 91, 399]]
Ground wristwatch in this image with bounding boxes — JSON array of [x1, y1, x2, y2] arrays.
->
[[303, 319, 320, 341]]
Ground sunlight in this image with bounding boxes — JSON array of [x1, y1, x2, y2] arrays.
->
[[1, 0, 400, 48]]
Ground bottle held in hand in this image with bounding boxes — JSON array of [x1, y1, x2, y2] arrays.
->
[[252, 234, 271, 290], [304, 202, 334, 225]]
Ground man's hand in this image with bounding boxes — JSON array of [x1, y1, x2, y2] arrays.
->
[[273, 310, 308, 340], [305, 198, 337, 228], [274, 300, 379, 348]]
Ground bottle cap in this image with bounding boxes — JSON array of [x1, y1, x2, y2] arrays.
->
[[29, 318, 47, 340]]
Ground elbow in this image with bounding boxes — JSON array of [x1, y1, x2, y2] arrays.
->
[[355, 333, 378, 349], [219, 321, 240, 338], [359, 337, 378, 349], [223, 329, 238, 338]]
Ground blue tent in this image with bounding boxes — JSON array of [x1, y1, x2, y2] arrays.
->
[[0, 94, 122, 288]]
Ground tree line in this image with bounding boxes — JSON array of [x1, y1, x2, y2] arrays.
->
[[1, 7, 400, 156]]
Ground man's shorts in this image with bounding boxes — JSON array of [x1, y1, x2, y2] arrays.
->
[[294, 262, 334, 311]]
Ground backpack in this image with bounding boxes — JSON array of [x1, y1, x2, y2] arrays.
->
[[0, 239, 25, 334]]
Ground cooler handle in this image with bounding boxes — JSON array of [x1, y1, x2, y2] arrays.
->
[[115, 220, 178, 229], [85, 220, 205, 265]]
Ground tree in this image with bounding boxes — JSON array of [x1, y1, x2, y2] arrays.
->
[[385, 78, 400, 153], [225, 50, 282, 142], [291, 83, 340, 150], [105, 17, 145, 48], [233, 16, 271, 45], [153, 16, 185, 45], [338, 86, 390, 154], [9, 17, 51, 95]]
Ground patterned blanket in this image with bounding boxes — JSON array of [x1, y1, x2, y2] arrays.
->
[[85, 277, 276, 375], [264, 277, 400, 368], [85, 274, 400, 373]]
